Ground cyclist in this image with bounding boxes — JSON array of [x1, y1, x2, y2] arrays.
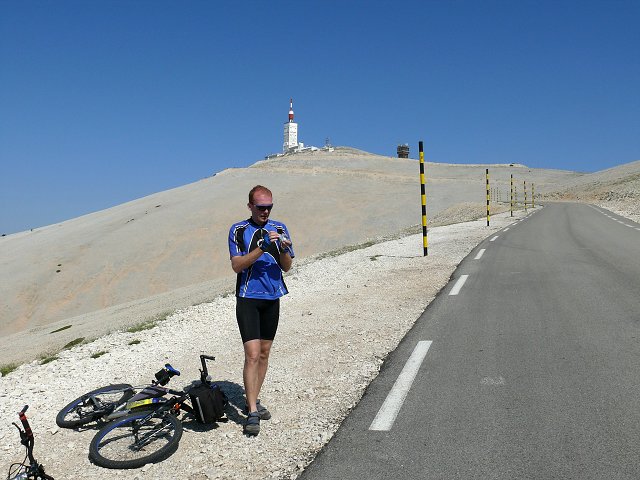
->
[[228, 185, 294, 435]]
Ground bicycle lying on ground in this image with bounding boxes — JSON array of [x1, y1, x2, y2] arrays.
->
[[56, 363, 182, 429], [6, 405, 54, 480], [59, 354, 227, 469]]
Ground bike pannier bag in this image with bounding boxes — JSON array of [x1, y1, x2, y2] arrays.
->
[[189, 383, 227, 424]]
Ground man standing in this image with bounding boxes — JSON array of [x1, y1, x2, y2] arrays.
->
[[228, 185, 294, 435]]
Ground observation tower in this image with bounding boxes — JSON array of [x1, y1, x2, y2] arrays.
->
[[283, 98, 298, 152]]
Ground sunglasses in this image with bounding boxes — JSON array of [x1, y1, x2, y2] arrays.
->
[[253, 204, 273, 211]]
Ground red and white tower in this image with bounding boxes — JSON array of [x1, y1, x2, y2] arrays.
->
[[283, 98, 298, 152]]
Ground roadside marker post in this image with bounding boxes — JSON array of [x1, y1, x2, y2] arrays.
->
[[510, 174, 514, 217], [524, 180, 528, 213], [486, 168, 490, 226], [532, 183, 535, 208], [419, 141, 428, 256]]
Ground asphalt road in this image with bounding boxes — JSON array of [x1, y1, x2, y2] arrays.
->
[[301, 203, 640, 480]]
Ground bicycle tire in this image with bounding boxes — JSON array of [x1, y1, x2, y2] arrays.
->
[[56, 384, 133, 428], [89, 411, 183, 469]]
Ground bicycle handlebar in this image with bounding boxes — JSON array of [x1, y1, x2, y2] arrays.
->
[[18, 406, 33, 441], [11, 406, 54, 478]]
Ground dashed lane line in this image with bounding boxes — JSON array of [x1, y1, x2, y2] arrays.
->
[[588, 205, 639, 231], [369, 340, 432, 431], [490, 236, 499, 242], [449, 275, 469, 296], [474, 249, 486, 260]]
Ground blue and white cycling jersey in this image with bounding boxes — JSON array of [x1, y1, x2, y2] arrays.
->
[[228, 218, 295, 299]]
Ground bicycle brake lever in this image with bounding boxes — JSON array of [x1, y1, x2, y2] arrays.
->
[[12, 422, 28, 444]]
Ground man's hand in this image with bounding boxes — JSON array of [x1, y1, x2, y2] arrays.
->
[[279, 235, 292, 251], [259, 231, 276, 252], [275, 228, 292, 253]]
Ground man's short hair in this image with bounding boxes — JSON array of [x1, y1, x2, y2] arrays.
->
[[249, 185, 272, 204]]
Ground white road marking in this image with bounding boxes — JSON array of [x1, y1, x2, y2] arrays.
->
[[449, 275, 469, 296], [504, 227, 510, 231], [369, 340, 432, 431], [474, 249, 486, 260], [588, 206, 638, 229], [490, 236, 499, 242], [480, 376, 506, 386]]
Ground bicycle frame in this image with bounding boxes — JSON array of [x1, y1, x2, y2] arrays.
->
[[106, 364, 181, 420], [102, 385, 171, 422]]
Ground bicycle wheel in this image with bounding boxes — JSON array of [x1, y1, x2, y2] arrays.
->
[[56, 384, 133, 428], [89, 411, 183, 469]]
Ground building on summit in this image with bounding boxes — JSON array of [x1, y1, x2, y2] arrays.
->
[[266, 99, 333, 159], [283, 98, 298, 152]]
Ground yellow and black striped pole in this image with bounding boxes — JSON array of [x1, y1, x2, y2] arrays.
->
[[510, 174, 514, 217], [419, 141, 428, 256], [486, 168, 490, 226], [532, 183, 535, 208], [524, 180, 528, 213]]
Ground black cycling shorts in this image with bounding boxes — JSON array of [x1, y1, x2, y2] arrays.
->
[[236, 297, 280, 343]]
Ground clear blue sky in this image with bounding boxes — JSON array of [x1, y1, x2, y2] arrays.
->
[[1, 0, 639, 234]]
